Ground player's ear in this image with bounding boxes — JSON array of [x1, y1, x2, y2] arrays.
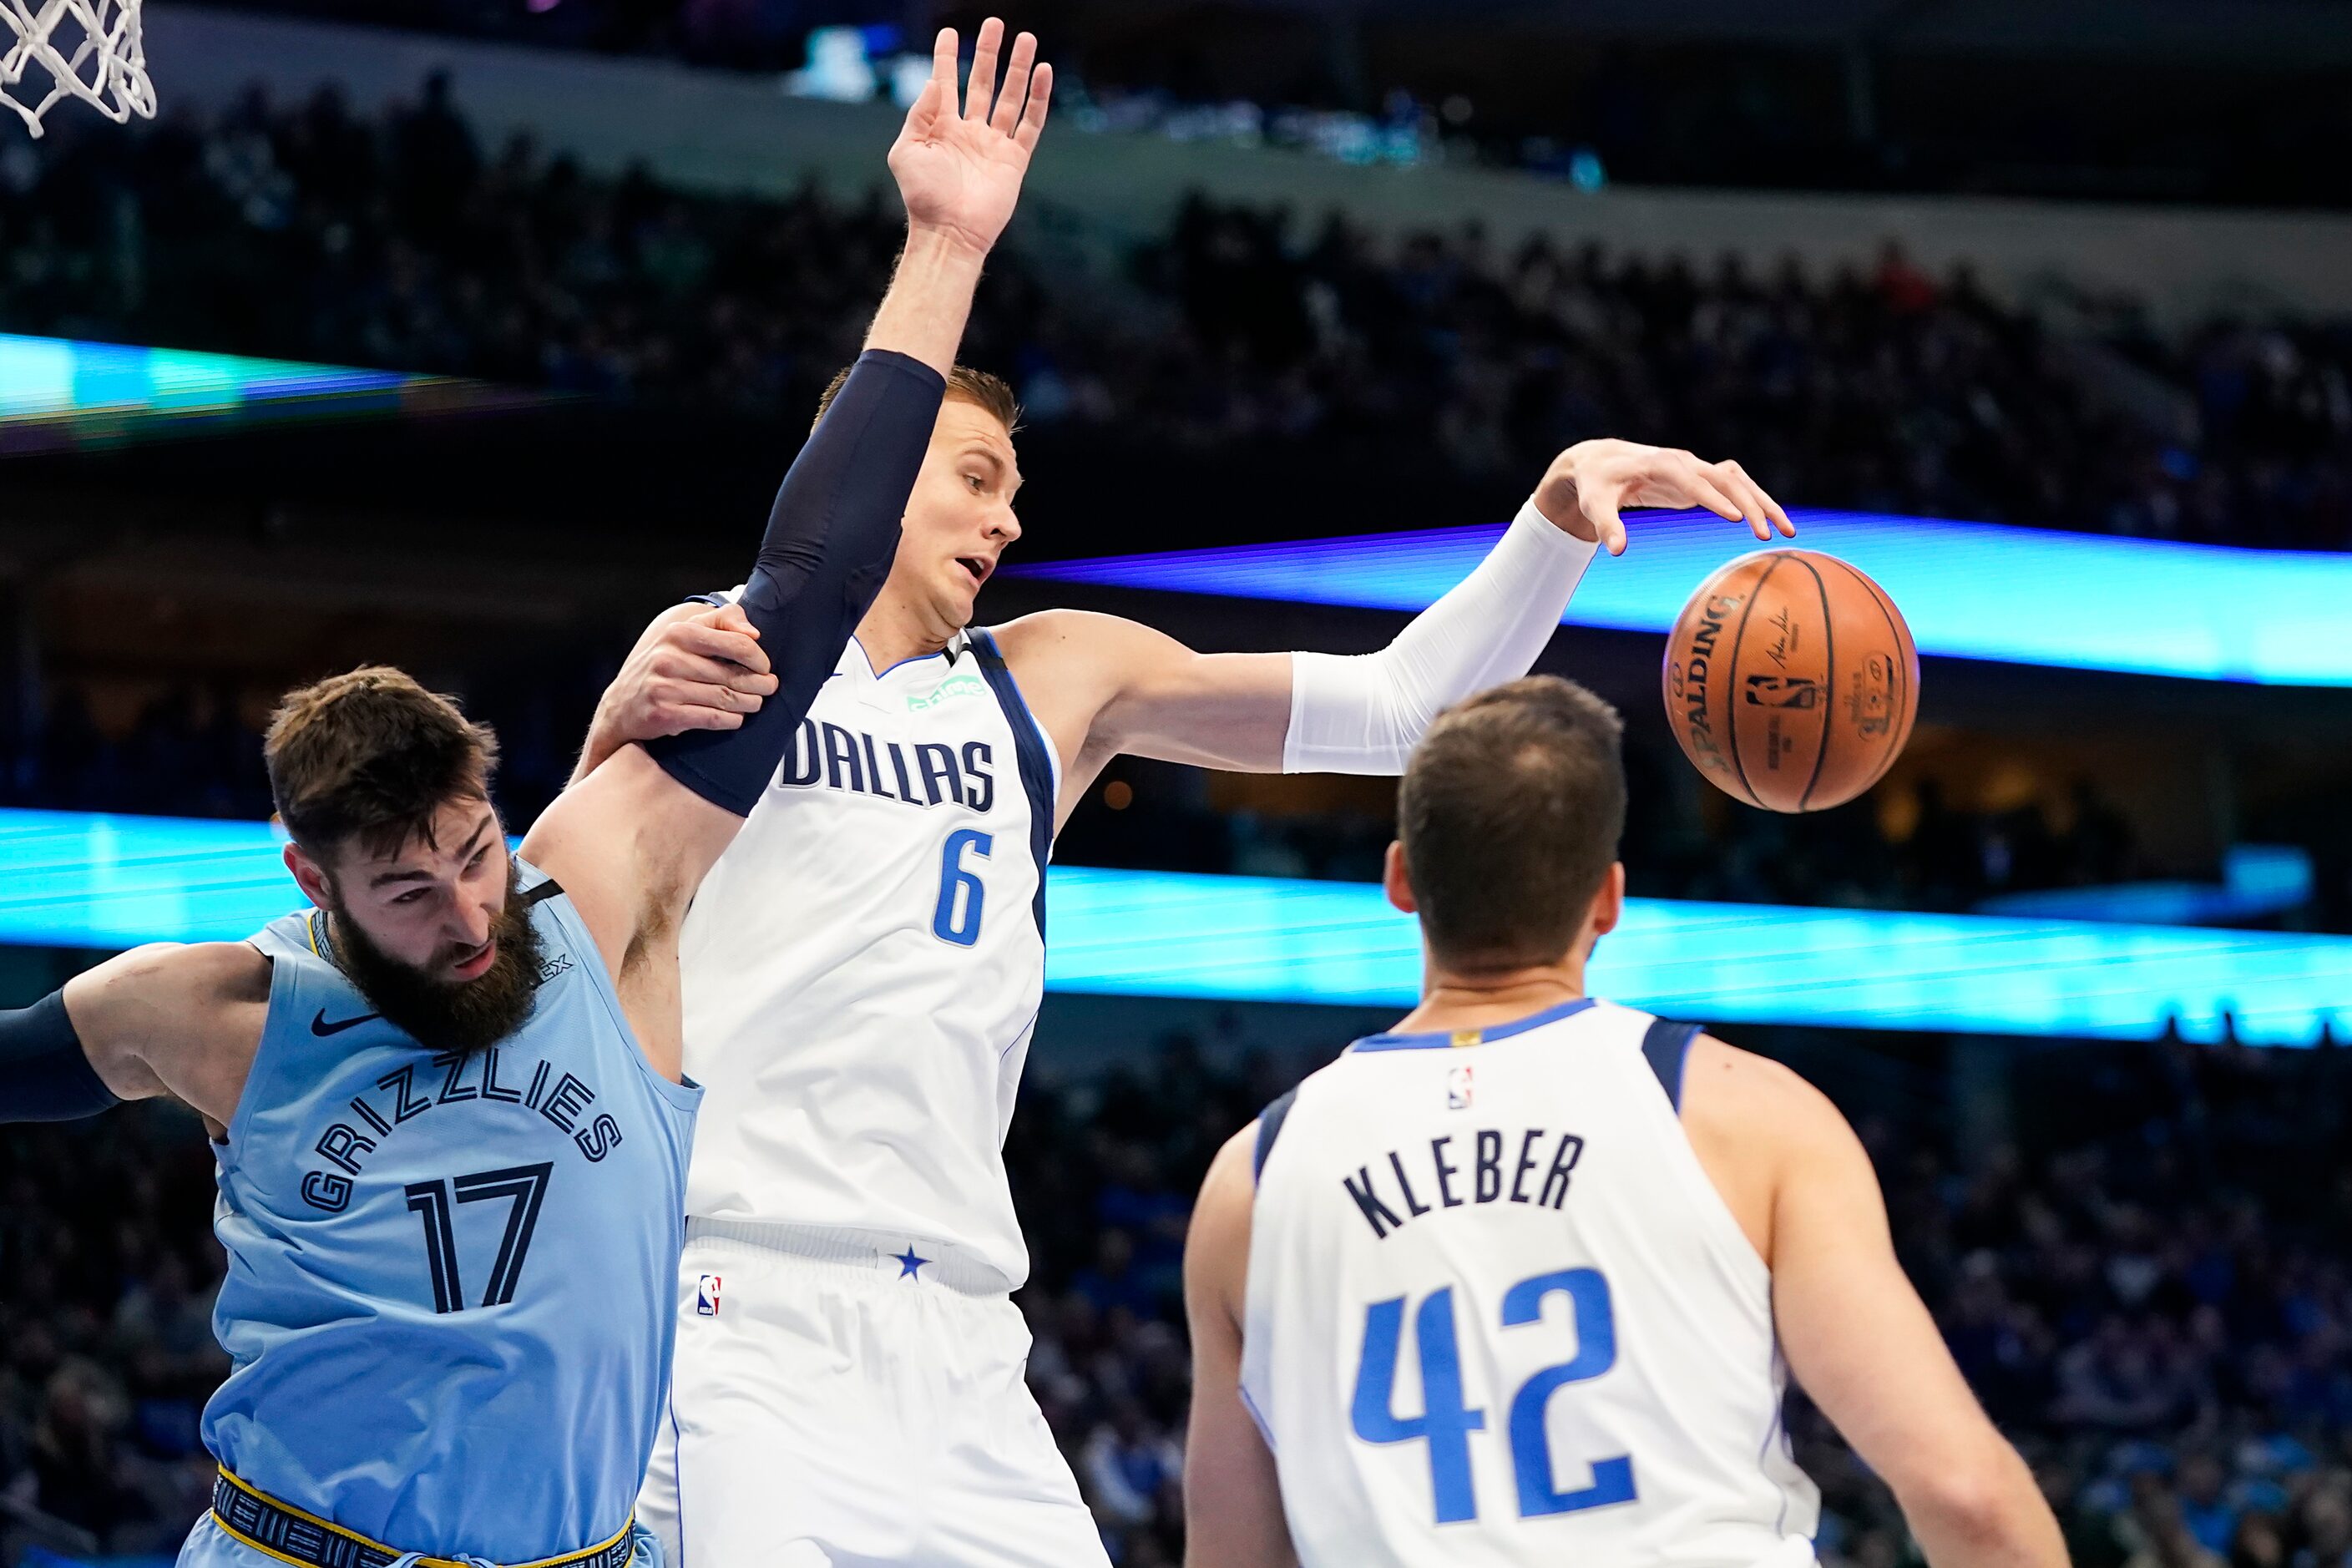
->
[[284, 840, 336, 913], [1383, 840, 1417, 915], [1588, 862, 1626, 938]]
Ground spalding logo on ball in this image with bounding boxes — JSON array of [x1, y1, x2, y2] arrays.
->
[[1664, 549, 1919, 812]]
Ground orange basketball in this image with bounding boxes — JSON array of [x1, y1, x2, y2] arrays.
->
[[1662, 549, 1919, 812]]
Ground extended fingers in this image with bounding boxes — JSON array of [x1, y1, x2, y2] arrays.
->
[[1703, 467, 1769, 541], [990, 31, 1036, 135], [1677, 468, 1753, 534], [899, 28, 953, 129], [1717, 459, 1795, 538], [964, 17, 1004, 121], [1014, 62, 1053, 151]]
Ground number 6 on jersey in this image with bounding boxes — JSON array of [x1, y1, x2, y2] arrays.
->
[[933, 828, 994, 946]]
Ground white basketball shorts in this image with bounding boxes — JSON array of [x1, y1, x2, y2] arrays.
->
[[640, 1220, 1111, 1568]]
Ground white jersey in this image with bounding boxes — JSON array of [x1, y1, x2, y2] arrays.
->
[[676, 628, 1056, 1289], [1242, 998, 1819, 1568]]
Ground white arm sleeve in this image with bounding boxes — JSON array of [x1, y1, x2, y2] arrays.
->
[[1282, 500, 1598, 774]]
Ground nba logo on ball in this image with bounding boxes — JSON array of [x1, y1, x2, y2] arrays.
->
[[696, 1274, 722, 1317], [1447, 1065, 1474, 1110]]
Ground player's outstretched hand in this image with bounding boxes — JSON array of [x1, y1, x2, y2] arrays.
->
[[888, 19, 1052, 260], [1530, 439, 1795, 557], [602, 601, 776, 744]]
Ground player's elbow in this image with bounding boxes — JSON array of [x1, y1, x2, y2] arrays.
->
[[1902, 1463, 2008, 1535], [1894, 1443, 2056, 1564]]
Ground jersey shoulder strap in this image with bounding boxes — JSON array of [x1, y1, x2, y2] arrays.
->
[[1251, 1087, 1298, 1184], [964, 625, 1056, 939], [1641, 1016, 1702, 1110]]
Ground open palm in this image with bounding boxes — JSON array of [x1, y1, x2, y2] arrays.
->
[[888, 20, 1053, 257]]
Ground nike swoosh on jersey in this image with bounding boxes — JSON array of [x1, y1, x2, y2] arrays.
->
[[310, 1009, 380, 1037]]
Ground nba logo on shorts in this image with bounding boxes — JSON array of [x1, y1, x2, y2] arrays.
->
[[1447, 1065, 1474, 1110], [696, 1274, 722, 1317]]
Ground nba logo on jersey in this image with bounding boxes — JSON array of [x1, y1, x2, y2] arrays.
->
[[696, 1274, 722, 1317], [1446, 1064, 1474, 1110]]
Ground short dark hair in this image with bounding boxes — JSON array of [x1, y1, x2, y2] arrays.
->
[[815, 363, 1020, 433], [264, 666, 500, 862], [1398, 676, 1627, 973]]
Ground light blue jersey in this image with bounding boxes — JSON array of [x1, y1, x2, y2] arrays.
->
[[196, 859, 700, 1564]]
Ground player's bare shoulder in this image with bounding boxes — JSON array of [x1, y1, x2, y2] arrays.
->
[[982, 608, 1151, 763], [1675, 1034, 1853, 1269], [986, 607, 1155, 685], [63, 939, 273, 1126], [1680, 1034, 1840, 1132]]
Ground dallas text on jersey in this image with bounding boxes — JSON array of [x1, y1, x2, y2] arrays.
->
[[772, 716, 999, 812]]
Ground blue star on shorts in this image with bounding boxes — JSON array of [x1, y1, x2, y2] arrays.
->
[[893, 1246, 929, 1280]]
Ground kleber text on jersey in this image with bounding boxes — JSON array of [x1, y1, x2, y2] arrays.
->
[[1341, 1126, 1587, 1240]]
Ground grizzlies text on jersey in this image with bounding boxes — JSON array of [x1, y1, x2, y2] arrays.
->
[[198, 860, 700, 1564]]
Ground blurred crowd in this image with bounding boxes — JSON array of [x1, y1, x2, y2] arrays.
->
[[1126, 200, 2352, 549], [159, 0, 2352, 207], [6, 1021, 2349, 1565], [3, 87, 2351, 547], [0, 670, 606, 836]]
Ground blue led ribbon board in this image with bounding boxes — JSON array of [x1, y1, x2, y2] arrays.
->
[[1048, 867, 2346, 1044], [2, 809, 2344, 1043], [1012, 510, 2352, 687], [0, 332, 553, 451]]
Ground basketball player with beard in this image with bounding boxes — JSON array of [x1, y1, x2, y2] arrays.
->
[[581, 362, 1795, 1559], [0, 23, 1049, 1568]]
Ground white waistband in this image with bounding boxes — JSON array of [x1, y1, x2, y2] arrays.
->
[[684, 1217, 1014, 1297]]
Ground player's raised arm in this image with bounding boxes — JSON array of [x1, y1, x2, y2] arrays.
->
[[523, 19, 1051, 1070], [583, 429, 1783, 802], [976, 438, 1792, 797], [561, 22, 1051, 790], [1685, 1039, 2066, 1567]]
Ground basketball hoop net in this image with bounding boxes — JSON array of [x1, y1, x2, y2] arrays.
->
[[1, 0, 154, 138]]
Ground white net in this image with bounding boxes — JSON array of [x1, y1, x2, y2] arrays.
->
[[1, 0, 153, 138]]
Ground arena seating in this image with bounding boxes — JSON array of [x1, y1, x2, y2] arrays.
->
[[3, 86, 2347, 549]]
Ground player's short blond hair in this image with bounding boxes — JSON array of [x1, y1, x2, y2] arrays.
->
[[815, 363, 1020, 434]]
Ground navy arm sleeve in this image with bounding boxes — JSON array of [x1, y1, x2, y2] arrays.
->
[[647, 349, 946, 815], [0, 991, 120, 1122]]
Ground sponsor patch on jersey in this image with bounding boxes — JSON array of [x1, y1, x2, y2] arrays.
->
[[907, 672, 987, 713], [696, 1274, 722, 1317], [1446, 1065, 1474, 1110], [534, 949, 574, 988]]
